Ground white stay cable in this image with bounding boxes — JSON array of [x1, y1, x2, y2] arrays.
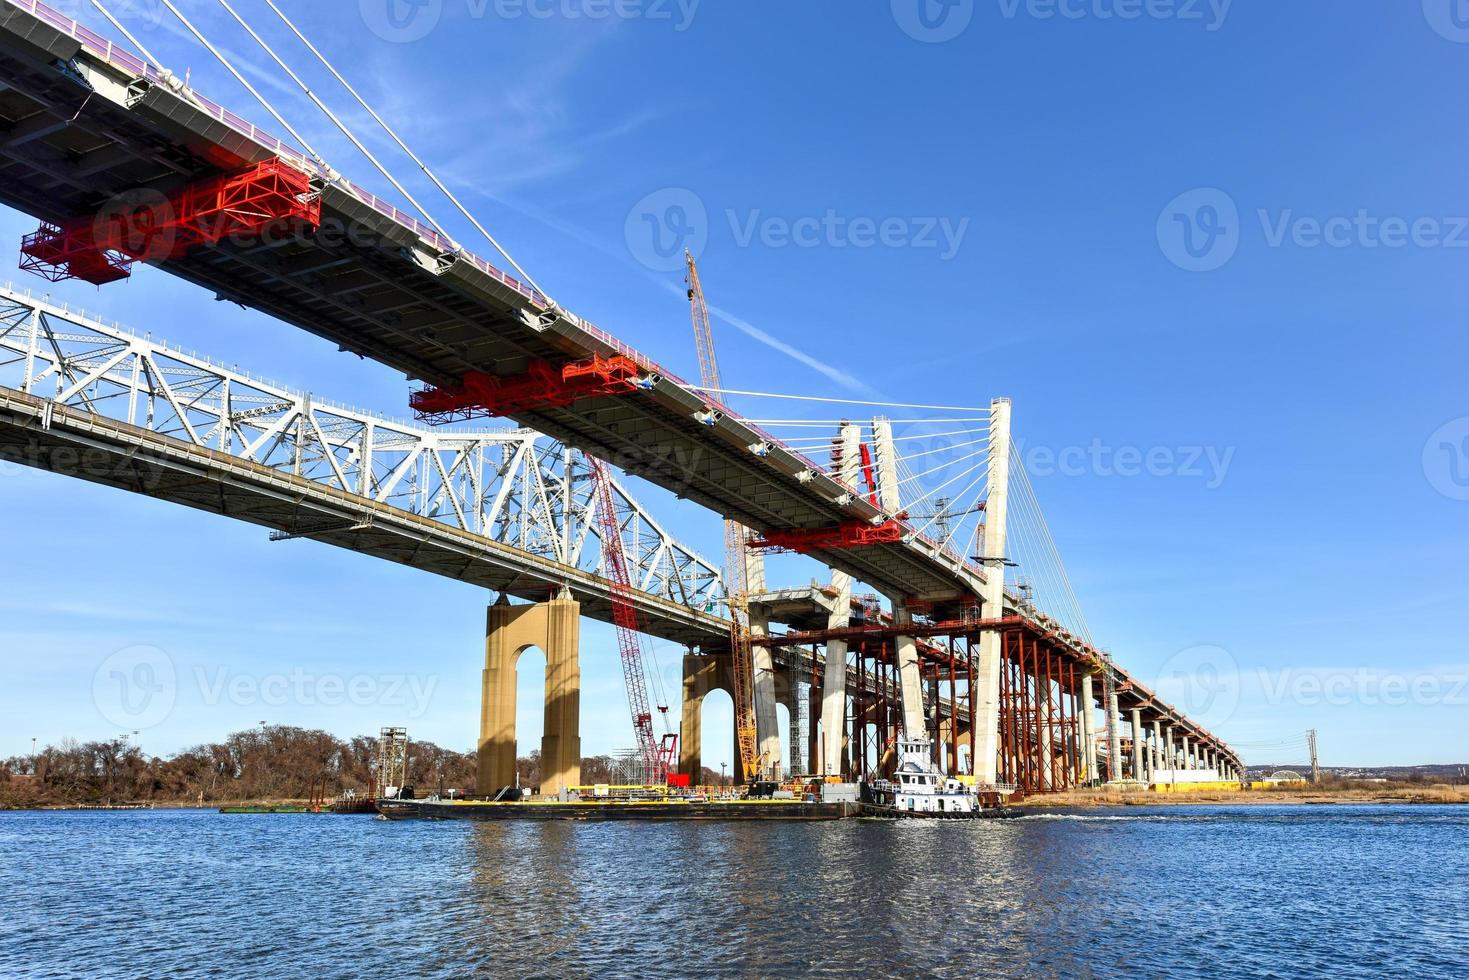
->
[[153, 0, 328, 171], [896, 434, 988, 466], [213, 0, 455, 245], [260, 0, 552, 305], [910, 469, 988, 544], [905, 459, 991, 539], [91, 0, 162, 66], [1012, 445, 1093, 642], [897, 445, 989, 487], [692, 388, 991, 414]]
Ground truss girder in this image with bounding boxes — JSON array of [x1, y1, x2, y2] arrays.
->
[[0, 285, 724, 625]]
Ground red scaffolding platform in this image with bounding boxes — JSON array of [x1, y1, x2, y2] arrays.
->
[[410, 354, 644, 423], [747, 518, 906, 555], [19, 158, 319, 286]]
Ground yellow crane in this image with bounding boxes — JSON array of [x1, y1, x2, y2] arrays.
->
[[685, 250, 764, 782]]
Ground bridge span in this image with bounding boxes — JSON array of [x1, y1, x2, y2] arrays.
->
[[0, 0, 1242, 791]]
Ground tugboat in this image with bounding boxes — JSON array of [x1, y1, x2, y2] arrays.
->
[[860, 737, 1008, 818]]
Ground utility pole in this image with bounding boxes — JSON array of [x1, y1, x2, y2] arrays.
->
[[1307, 729, 1320, 784]]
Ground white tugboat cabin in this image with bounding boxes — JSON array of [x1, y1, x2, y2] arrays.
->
[[861, 738, 980, 817]]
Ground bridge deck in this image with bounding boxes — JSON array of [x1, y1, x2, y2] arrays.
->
[[0, 0, 979, 606]]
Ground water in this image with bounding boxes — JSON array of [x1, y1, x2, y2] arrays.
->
[[1, 805, 1465, 979]]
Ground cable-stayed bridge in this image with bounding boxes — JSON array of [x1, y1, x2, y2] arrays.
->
[[0, 0, 1241, 792]]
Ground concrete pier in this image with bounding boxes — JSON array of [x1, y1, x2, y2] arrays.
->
[[480, 593, 581, 796], [1106, 688, 1122, 781], [1130, 707, 1145, 781], [679, 652, 736, 782], [1080, 672, 1098, 784]]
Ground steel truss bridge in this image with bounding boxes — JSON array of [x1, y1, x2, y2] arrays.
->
[[0, 283, 987, 723], [0, 283, 724, 643], [0, 0, 1241, 780]]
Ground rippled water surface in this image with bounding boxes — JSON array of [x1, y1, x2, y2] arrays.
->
[[2, 804, 1466, 978]]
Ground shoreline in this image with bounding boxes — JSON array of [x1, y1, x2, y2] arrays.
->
[[6, 790, 1469, 812], [1014, 789, 1469, 808]]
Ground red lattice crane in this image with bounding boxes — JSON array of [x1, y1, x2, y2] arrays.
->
[[686, 250, 764, 782], [587, 455, 677, 784]]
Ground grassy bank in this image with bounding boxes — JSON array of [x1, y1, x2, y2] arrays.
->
[[1015, 785, 1469, 807]]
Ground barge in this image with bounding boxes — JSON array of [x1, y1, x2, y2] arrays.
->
[[377, 795, 857, 822]]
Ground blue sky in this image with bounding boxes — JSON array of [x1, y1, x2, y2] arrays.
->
[[2, 0, 1467, 771]]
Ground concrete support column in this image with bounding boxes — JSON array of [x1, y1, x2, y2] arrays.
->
[[1182, 735, 1192, 770], [891, 606, 925, 740], [1151, 720, 1163, 782], [972, 398, 1013, 786], [747, 607, 782, 779], [1080, 672, 1098, 785], [480, 593, 581, 797], [820, 423, 861, 778], [1038, 696, 1054, 791], [818, 608, 852, 777], [871, 419, 925, 742], [1106, 688, 1122, 782], [1165, 725, 1176, 770], [1130, 707, 1144, 782]]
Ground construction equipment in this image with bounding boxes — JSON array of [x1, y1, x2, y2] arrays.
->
[[375, 726, 409, 800], [588, 455, 677, 784], [20, 158, 320, 286], [686, 250, 764, 781]]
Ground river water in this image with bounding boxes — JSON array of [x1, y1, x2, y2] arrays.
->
[[1, 804, 1464, 978]]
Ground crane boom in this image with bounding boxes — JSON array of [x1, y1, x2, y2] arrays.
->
[[588, 454, 675, 784], [686, 251, 764, 781]]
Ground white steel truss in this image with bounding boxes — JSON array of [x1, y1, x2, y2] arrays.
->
[[0, 283, 724, 615]]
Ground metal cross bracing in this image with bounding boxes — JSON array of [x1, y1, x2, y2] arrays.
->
[[0, 282, 725, 639]]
